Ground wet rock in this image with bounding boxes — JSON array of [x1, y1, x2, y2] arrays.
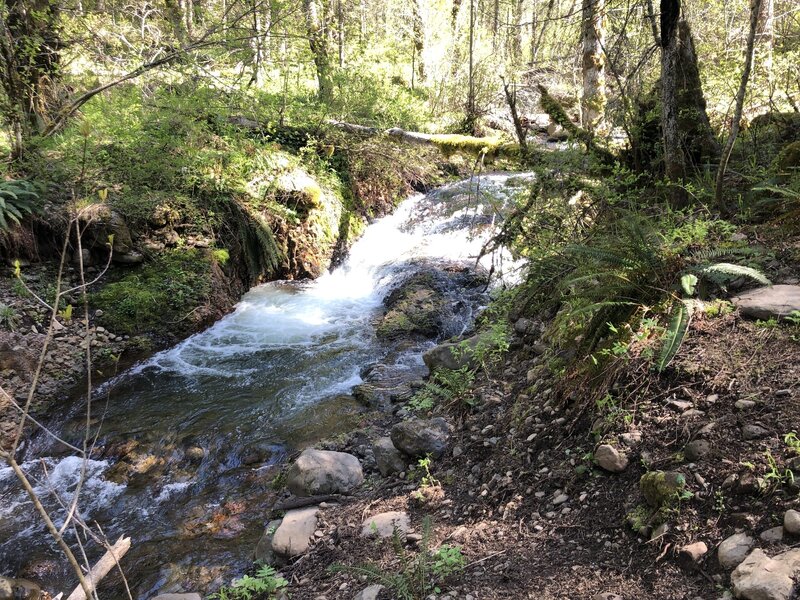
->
[[718, 532, 755, 570], [376, 274, 447, 340], [152, 594, 203, 600], [784, 509, 800, 535], [391, 417, 451, 458], [286, 449, 364, 496], [0, 577, 40, 600], [678, 541, 708, 570], [731, 548, 800, 600], [372, 437, 406, 476], [640, 471, 686, 508], [354, 585, 385, 600], [271, 507, 319, 562], [361, 511, 410, 539], [759, 526, 784, 543], [185, 446, 205, 463], [254, 518, 284, 564], [742, 424, 769, 440], [732, 285, 800, 320], [594, 444, 628, 473], [684, 439, 711, 461]]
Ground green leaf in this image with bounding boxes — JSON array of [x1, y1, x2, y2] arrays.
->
[[681, 273, 698, 296], [700, 263, 771, 286], [657, 299, 691, 372]]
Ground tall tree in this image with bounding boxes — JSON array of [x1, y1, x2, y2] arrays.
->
[[581, 0, 606, 131], [412, 0, 425, 84], [0, 0, 62, 157], [659, 0, 685, 203], [303, 0, 333, 100], [715, 0, 762, 206], [757, 0, 773, 83]]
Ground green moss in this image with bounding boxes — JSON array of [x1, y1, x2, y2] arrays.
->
[[775, 141, 800, 173], [212, 248, 230, 264], [429, 134, 517, 158], [640, 470, 686, 508], [91, 248, 213, 335]]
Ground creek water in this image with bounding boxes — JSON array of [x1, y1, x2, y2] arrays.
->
[[0, 173, 533, 597]]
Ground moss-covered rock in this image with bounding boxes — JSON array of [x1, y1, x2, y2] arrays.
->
[[376, 273, 448, 340], [774, 141, 800, 173], [640, 470, 687, 508]]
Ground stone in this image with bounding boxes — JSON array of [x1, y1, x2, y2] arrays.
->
[[592, 594, 623, 600], [152, 595, 203, 600], [742, 424, 770, 440], [0, 578, 40, 600], [390, 417, 451, 458], [640, 471, 686, 508], [286, 449, 364, 496], [185, 446, 205, 462], [684, 440, 711, 461], [731, 548, 800, 600], [718, 532, 755, 570], [372, 437, 406, 476], [271, 507, 319, 561], [732, 285, 800, 320], [254, 518, 283, 564], [547, 122, 569, 141], [354, 585, 385, 600], [784, 509, 800, 535], [422, 332, 495, 372], [594, 444, 628, 473], [759, 526, 784, 543], [735, 400, 757, 410], [678, 541, 708, 570], [361, 511, 410, 539]]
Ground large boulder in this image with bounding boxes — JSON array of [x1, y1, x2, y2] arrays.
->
[[731, 548, 800, 600], [732, 285, 800, 320], [390, 417, 451, 458], [376, 273, 447, 340], [286, 449, 364, 496], [372, 437, 406, 476]]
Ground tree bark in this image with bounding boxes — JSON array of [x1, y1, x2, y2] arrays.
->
[[714, 0, 762, 206], [660, 0, 687, 205], [303, 0, 333, 101], [581, 0, 606, 132], [0, 0, 62, 156], [509, 0, 524, 65], [65, 537, 131, 600], [756, 0, 773, 82]]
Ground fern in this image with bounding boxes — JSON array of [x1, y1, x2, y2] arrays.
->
[[0, 179, 42, 232], [699, 263, 770, 286], [657, 299, 691, 371]]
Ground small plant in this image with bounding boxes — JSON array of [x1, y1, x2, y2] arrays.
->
[[0, 179, 42, 231], [0, 303, 21, 331], [414, 455, 440, 489], [330, 516, 464, 599], [785, 432, 800, 454], [408, 366, 475, 412], [714, 490, 726, 514], [210, 565, 288, 600], [764, 450, 795, 489]]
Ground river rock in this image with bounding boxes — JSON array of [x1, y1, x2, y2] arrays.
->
[[731, 548, 800, 600], [0, 577, 40, 600], [594, 444, 628, 473], [640, 471, 686, 508], [271, 507, 319, 561], [718, 532, 755, 570], [390, 417, 451, 458], [422, 331, 495, 372], [152, 594, 203, 600], [361, 511, 410, 539], [678, 541, 708, 570], [785, 509, 800, 535], [286, 449, 364, 496], [732, 285, 800, 320], [742, 424, 770, 440], [354, 585, 385, 600], [759, 526, 784, 543], [373, 437, 406, 476], [254, 518, 284, 564], [376, 273, 447, 340]]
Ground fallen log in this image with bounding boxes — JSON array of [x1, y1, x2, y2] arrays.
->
[[65, 536, 131, 600]]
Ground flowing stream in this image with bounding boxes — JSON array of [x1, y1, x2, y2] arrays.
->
[[0, 173, 533, 597]]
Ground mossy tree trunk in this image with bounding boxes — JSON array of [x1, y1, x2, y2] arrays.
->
[[303, 0, 333, 101], [0, 0, 62, 158], [581, 0, 606, 132]]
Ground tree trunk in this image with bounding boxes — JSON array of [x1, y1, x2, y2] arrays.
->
[[660, 0, 687, 205], [249, 0, 265, 86], [510, 0, 524, 65], [337, 0, 344, 67], [714, 0, 762, 206], [303, 0, 333, 101], [465, 0, 477, 133], [0, 0, 62, 157], [757, 0, 773, 83], [163, 0, 188, 44], [412, 0, 425, 83], [581, 0, 606, 132]]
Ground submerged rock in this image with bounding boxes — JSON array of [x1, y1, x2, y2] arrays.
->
[[390, 417, 451, 458], [731, 548, 800, 600], [286, 449, 364, 496], [732, 285, 800, 320]]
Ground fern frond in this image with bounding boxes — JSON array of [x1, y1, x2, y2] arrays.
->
[[691, 246, 761, 262], [700, 263, 770, 286], [657, 300, 691, 371]]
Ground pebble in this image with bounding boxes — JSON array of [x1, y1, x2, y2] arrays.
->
[[742, 424, 769, 440], [734, 400, 756, 410], [784, 509, 800, 535], [758, 526, 784, 543], [552, 493, 569, 505]]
